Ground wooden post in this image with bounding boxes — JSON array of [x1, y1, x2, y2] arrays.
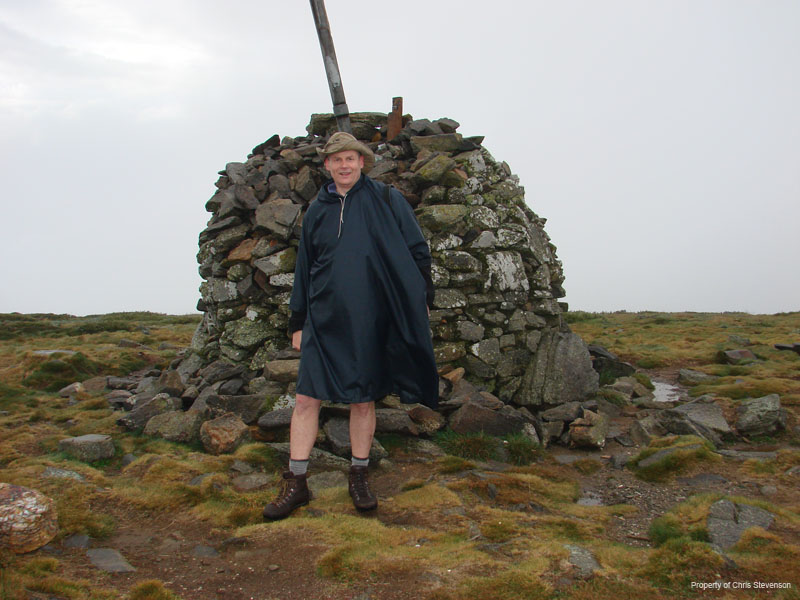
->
[[387, 97, 403, 141], [309, 0, 352, 134]]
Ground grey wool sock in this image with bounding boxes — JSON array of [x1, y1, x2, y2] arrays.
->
[[351, 456, 369, 468], [289, 459, 309, 476]]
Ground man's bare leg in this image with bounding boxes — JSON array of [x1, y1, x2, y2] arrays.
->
[[349, 401, 376, 458], [348, 401, 378, 511], [263, 393, 320, 520], [290, 393, 322, 460]]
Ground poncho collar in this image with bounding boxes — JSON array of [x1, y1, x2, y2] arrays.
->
[[319, 174, 368, 203]]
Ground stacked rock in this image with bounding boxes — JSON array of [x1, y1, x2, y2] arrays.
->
[[182, 112, 597, 418]]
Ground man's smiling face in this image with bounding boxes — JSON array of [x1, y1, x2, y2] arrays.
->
[[325, 150, 364, 194]]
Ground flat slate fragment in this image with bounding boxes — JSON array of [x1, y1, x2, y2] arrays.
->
[[86, 548, 136, 572]]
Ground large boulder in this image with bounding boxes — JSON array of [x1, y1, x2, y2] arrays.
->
[[58, 434, 115, 463], [0, 484, 58, 553], [735, 394, 786, 436], [664, 399, 732, 445], [707, 499, 774, 550], [517, 331, 599, 407]]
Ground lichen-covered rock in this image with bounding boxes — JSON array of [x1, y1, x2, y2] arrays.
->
[[58, 434, 115, 463], [718, 349, 757, 365], [417, 205, 469, 232], [223, 318, 274, 349], [200, 412, 249, 455], [144, 410, 204, 444], [406, 404, 446, 434], [257, 407, 294, 430], [0, 483, 58, 553], [485, 251, 529, 292], [265, 359, 300, 382], [663, 399, 732, 445], [735, 394, 786, 436], [254, 198, 301, 239], [518, 331, 599, 406], [375, 409, 419, 436], [449, 402, 528, 436], [707, 499, 774, 550], [569, 410, 609, 449], [154, 370, 184, 397]]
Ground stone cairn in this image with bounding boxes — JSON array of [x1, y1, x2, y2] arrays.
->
[[114, 112, 603, 457]]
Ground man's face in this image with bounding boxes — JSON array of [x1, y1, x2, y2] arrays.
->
[[325, 150, 364, 192]]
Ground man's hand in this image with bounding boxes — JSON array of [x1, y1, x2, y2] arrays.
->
[[292, 330, 302, 351]]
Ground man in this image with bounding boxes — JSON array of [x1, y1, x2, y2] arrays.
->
[[262, 132, 438, 520]]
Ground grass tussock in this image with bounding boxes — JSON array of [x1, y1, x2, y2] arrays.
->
[[504, 432, 541, 465], [21, 352, 105, 392], [393, 483, 462, 510], [639, 537, 724, 593], [54, 485, 117, 539], [429, 567, 552, 600], [128, 580, 182, 600], [629, 435, 718, 481], [435, 430, 498, 461], [564, 578, 674, 600], [571, 458, 603, 475], [436, 455, 476, 474]]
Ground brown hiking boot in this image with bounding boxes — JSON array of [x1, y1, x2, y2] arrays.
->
[[262, 471, 310, 520], [349, 465, 378, 512]]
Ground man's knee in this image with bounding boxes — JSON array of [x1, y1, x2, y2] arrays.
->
[[350, 401, 375, 418], [294, 394, 321, 416]]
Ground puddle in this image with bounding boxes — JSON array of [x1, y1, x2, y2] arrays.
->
[[652, 381, 682, 403]]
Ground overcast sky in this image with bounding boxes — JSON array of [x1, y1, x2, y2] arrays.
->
[[1, 1, 798, 316]]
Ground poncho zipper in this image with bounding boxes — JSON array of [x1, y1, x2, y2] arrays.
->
[[337, 192, 347, 238]]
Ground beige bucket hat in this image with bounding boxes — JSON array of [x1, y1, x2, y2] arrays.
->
[[317, 131, 375, 172]]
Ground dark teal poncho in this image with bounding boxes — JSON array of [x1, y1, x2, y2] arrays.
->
[[289, 174, 438, 408]]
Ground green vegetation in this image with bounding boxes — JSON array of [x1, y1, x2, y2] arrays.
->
[[22, 352, 104, 391], [435, 429, 498, 461], [648, 514, 683, 546], [128, 580, 182, 600], [504, 432, 541, 465], [629, 435, 717, 481], [569, 310, 800, 405]]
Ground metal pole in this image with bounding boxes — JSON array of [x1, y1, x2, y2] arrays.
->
[[309, 0, 352, 134]]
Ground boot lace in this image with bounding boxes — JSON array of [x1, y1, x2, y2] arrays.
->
[[351, 469, 372, 500], [272, 474, 297, 508]]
